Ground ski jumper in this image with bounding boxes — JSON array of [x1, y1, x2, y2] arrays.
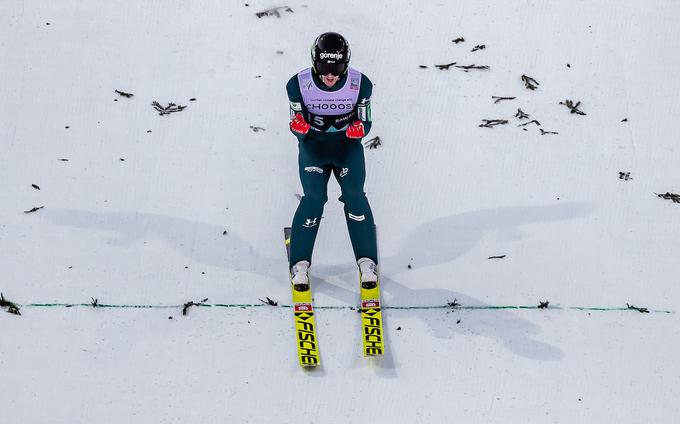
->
[[286, 67, 377, 268]]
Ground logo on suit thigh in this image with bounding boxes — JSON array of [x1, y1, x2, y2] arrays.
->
[[303, 218, 319, 228], [348, 213, 365, 222]]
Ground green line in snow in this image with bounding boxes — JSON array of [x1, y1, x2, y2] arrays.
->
[[14, 302, 674, 314]]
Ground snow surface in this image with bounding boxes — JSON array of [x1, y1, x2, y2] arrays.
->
[[2, 1, 680, 422]]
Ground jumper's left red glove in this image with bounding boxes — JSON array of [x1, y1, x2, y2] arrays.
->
[[290, 113, 311, 136], [345, 121, 365, 139]]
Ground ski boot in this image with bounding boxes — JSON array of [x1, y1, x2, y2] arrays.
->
[[357, 257, 378, 290], [290, 260, 310, 292]]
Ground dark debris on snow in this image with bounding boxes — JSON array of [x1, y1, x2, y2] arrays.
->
[[363, 136, 382, 149], [1, 293, 21, 315], [152, 101, 187, 116], [24, 206, 45, 214], [183, 298, 209, 316], [626, 303, 649, 313], [559, 99, 587, 115], [255, 6, 293, 18], [492, 96, 515, 104], [259, 297, 278, 306], [479, 119, 508, 128], [656, 192, 680, 203], [521, 74, 540, 90]]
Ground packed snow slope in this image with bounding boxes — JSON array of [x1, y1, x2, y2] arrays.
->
[[2, 1, 679, 422]]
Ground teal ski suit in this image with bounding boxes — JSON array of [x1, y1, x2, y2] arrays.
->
[[286, 68, 377, 268]]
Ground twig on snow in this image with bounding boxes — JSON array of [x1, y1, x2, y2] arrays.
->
[[259, 297, 278, 306], [1, 293, 21, 315], [479, 119, 508, 128], [447, 298, 460, 309], [456, 64, 490, 72], [435, 62, 457, 70], [492, 96, 515, 104], [518, 119, 541, 127], [24, 206, 45, 214], [655, 192, 680, 203], [626, 303, 649, 313], [183, 298, 209, 316], [363, 136, 382, 149], [255, 6, 294, 18], [152, 101, 187, 116], [515, 108, 530, 120], [559, 99, 587, 115], [521, 74, 540, 90]]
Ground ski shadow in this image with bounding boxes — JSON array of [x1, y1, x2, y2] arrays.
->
[[42, 208, 284, 282], [311, 272, 562, 379], [311, 202, 593, 373]]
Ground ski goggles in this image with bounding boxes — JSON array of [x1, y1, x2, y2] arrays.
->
[[314, 61, 347, 76]]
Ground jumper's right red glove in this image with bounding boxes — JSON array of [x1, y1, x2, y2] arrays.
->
[[290, 113, 311, 135], [345, 121, 365, 139]]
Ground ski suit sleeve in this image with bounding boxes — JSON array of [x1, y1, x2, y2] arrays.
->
[[286, 75, 307, 142], [356, 74, 373, 136]]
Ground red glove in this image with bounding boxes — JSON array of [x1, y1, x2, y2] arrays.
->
[[345, 121, 365, 139], [290, 113, 311, 135]]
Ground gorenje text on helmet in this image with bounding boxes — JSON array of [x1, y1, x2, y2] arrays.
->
[[319, 52, 343, 60]]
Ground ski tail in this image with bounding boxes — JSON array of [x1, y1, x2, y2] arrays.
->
[[284, 226, 292, 262]]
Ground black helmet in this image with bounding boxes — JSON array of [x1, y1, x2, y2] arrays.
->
[[311, 32, 350, 76]]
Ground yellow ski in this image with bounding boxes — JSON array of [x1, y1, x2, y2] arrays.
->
[[285, 227, 320, 367], [291, 283, 320, 367], [360, 279, 384, 356]]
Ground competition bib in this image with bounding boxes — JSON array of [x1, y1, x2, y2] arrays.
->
[[297, 67, 361, 133]]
